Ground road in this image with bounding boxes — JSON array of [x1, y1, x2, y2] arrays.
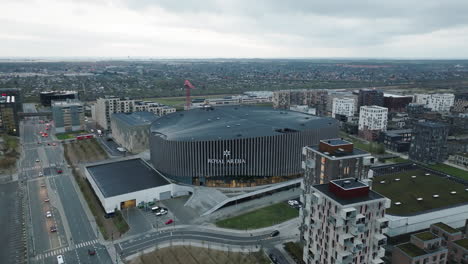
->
[[116, 228, 281, 258], [18, 104, 113, 264]]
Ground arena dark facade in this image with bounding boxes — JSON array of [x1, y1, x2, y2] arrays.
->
[[150, 105, 338, 187]]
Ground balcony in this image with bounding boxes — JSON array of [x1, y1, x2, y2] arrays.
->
[[336, 249, 353, 264], [339, 234, 354, 247], [340, 208, 357, 220], [372, 258, 384, 264], [377, 217, 389, 230], [352, 239, 364, 253], [377, 247, 385, 258], [374, 234, 387, 247]]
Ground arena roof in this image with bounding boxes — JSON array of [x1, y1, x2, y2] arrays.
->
[[86, 158, 170, 198], [150, 105, 337, 141]]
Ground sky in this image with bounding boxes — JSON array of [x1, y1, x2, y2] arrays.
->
[[1, 0, 468, 58]]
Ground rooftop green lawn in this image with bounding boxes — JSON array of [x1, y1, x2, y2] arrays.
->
[[414, 231, 437, 241], [433, 222, 460, 234], [373, 169, 468, 216], [426, 163, 468, 181], [215, 202, 299, 230], [397, 243, 427, 257], [457, 153, 468, 158], [454, 238, 468, 250]]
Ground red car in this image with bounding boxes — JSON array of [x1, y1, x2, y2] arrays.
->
[[57, 169, 63, 174], [165, 219, 174, 225]]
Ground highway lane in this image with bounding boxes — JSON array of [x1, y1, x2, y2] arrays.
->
[[117, 229, 279, 258]]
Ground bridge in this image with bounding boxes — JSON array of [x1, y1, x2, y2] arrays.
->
[[18, 112, 52, 118]]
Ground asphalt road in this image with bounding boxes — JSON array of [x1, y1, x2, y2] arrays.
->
[[18, 106, 113, 264], [116, 228, 280, 258]]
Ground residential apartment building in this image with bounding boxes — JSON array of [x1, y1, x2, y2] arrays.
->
[[301, 178, 390, 264], [134, 101, 176, 116], [0, 88, 22, 136], [452, 93, 468, 113], [409, 121, 449, 164], [358, 106, 388, 141], [357, 89, 384, 110], [414, 93, 455, 112], [94, 97, 175, 130], [273, 90, 328, 115], [380, 129, 412, 152], [383, 94, 413, 112], [449, 238, 468, 264], [448, 153, 468, 169], [332, 98, 355, 118], [392, 231, 448, 264], [52, 100, 85, 133], [302, 138, 372, 186]]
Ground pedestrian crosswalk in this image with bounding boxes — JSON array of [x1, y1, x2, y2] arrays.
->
[[22, 165, 41, 171], [34, 239, 99, 260]]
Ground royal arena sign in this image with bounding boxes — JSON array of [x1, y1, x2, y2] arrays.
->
[[207, 150, 246, 165]]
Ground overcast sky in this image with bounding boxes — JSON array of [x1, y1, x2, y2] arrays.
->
[[1, 0, 468, 58]]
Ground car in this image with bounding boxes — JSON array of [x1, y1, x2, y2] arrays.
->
[[39, 131, 43, 134], [288, 200, 299, 206], [52, 143, 56, 146], [37, 142, 41, 145], [87, 249, 96, 256], [44, 198, 50, 202], [165, 219, 174, 225], [57, 169, 63, 174], [148, 201, 156, 206], [151, 206, 160, 212], [57, 255, 64, 264], [47, 143, 50, 146], [36, 159, 40, 162], [45, 211, 52, 218], [270, 230, 280, 237], [50, 226, 57, 232], [155, 209, 168, 216], [39, 172, 43, 177]]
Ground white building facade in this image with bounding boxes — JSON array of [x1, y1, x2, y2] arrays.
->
[[358, 106, 388, 131], [301, 179, 390, 264], [332, 98, 355, 117], [414, 93, 455, 112], [94, 97, 175, 130]]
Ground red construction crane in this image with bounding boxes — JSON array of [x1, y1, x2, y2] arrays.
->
[[184, 80, 195, 110]]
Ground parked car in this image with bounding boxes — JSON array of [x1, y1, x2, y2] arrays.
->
[[288, 200, 299, 206], [39, 172, 43, 177], [87, 249, 96, 256], [50, 226, 57, 232], [57, 255, 64, 264], [165, 219, 174, 225], [45, 211, 52, 218], [52, 143, 56, 146], [56, 169, 63, 174], [151, 206, 160, 212], [44, 198, 50, 202], [156, 209, 168, 216], [36, 159, 40, 163]]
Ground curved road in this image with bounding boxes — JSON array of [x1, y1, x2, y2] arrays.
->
[[116, 228, 280, 258]]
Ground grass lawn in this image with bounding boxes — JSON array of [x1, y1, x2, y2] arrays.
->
[[56, 130, 87, 140], [215, 202, 299, 230], [373, 169, 468, 216], [283, 242, 305, 264], [129, 245, 270, 264], [426, 163, 468, 181]]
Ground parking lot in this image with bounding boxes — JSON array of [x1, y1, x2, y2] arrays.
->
[[122, 204, 177, 236]]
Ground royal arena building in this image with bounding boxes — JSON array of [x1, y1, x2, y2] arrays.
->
[[149, 105, 338, 187]]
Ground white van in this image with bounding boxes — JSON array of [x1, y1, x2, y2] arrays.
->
[[57, 255, 64, 264]]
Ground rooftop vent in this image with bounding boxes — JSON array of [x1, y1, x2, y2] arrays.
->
[[344, 180, 351, 184], [394, 202, 402, 206], [451, 191, 457, 195], [433, 195, 439, 198]]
